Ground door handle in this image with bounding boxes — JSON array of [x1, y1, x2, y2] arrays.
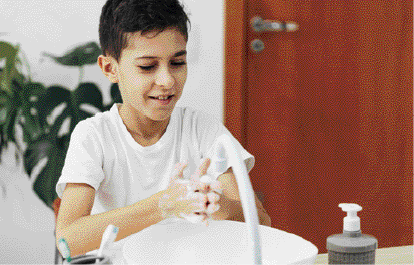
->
[[251, 16, 299, 32]]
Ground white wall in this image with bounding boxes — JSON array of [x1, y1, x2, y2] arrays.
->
[[0, 0, 224, 263]]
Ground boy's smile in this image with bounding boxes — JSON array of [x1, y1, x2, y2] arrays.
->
[[98, 28, 188, 141]]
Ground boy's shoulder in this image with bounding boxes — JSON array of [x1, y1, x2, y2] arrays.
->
[[73, 107, 113, 134]]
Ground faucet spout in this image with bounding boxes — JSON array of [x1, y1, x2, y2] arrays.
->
[[214, 134, 262, 265]]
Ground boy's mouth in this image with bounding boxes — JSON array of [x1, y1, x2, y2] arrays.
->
[[148, 95, 174, 105], [149, 95, 174, 100]]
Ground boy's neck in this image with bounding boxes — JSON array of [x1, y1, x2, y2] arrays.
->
[[117, 103, 170, 141]]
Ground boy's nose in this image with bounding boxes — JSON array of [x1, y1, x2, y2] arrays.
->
[[155, 67, 175, 89]]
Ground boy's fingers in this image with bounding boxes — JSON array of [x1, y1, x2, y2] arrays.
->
[[190, 158, 211, 182], [199, 158, 211, 176], [186, 192, 207, 204], [210, 180, 223, 194], [207, 203, 220, 215], [207, 192, 220, 203], [183, 213, 206, 224], [177, 162, 188, 178], [169, 162, 188, 185], [176, 162, 188, 177], [200, 175, 214, 184], [191, 181, 209, 193]]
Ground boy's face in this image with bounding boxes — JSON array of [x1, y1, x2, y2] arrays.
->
[[98, 28, 187, 122]]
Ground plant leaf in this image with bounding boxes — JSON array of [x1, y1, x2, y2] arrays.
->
[[70, 82, 104, 123], [19, 82, 47, 140], [42, 42, 102, 67], [0, 89, 11, 109], [0, 41, 120, 210], [0, 123, 6, 163], [20, 103, 42, 143], [0, 42, 18, 58], [22, 82, 107, 208], [35, 85, 71, 134], [23, 133, 67, 208], [2, 102, 18, 144], [0, 42, 19, 95]]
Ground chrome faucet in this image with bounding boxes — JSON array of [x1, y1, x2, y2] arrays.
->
[[212, 134, 262, 265]]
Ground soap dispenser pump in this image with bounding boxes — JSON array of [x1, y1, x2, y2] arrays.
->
[[327, 203, 378, 264]]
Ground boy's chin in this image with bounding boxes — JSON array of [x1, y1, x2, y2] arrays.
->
[[148, 108, 174, 121]]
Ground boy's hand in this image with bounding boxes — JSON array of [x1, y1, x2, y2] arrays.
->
[[162, 158, 224, 225], [196, 174, 234, 222], [187, 159, 226, 225], [160, 158, 219, 222], [159, 162, 207, 220]]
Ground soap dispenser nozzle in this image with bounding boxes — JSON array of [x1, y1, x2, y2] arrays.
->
[[339, 203, 362, 232], [327, 203, 378, 264]]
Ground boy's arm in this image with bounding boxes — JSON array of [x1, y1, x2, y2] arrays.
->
[[56, 183, 165, 257], [213, 168, 272, 227]]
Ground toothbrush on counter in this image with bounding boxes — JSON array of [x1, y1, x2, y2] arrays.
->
[[58, 238, 72, 263], [97, 224, 119, 261]]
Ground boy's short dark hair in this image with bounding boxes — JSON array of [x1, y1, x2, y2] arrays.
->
[[99, 0, 191, 63]]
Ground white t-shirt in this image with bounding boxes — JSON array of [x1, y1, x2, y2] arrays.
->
[[56, 103, 255, 215]]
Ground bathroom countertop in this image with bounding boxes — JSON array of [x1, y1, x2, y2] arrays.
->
[[314, 245, 413, 264]]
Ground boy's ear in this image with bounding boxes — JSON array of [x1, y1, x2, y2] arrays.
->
[[97, 55, 119, 83]]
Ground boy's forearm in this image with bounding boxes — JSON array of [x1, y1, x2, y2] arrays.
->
[[227, 200, 272, 227], [56, 190, 165, 257]]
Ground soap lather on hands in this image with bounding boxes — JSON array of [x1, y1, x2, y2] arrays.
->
[[159, 158, 223, 226]]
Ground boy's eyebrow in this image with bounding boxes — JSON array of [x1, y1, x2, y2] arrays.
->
[[135, 50, 187, 60]]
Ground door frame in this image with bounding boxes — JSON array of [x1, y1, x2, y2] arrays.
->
[[223, 0, 248, 145]]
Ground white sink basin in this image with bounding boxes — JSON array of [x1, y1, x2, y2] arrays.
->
[[123, 219, 318, 264]]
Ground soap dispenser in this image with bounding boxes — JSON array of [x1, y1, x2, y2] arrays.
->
[[327, 203, 378, 264]]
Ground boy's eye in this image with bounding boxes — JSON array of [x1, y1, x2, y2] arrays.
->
[[138, 61, 186, 72], [139, 65, 155, 71], [171, 60, 187, 66]]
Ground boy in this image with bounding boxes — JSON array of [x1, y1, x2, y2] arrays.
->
[[55, 0, 271, 258]]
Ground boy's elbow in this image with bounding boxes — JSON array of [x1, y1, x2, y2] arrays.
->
[[261, 214, 272, 227], [55, 227, 66, 255], [55, 231, 63, 257], [55, 222, 70, 256]]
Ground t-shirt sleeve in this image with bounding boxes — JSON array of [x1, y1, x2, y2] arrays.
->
[[55, 120, 105, 198], [197, 111, 255, 181]]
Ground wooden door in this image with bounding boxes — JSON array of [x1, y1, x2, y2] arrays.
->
[[224, 0, 413, 254]]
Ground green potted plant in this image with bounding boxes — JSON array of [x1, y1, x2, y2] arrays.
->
[[0, 40, 122, 217]]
